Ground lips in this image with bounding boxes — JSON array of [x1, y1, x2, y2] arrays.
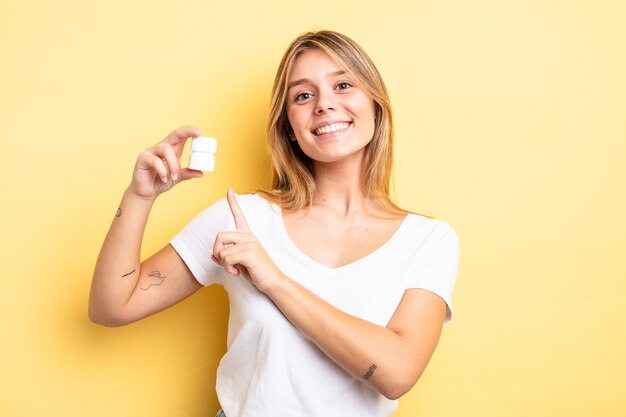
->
[[312, 122, 351, 136]]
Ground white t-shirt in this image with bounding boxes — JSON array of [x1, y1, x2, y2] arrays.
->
[[170, 193, 460, 417]]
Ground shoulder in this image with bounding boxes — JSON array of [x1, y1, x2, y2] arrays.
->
[[405, 213, 456, 234], [403, 214, 460, 253], [176, 193, 276, 236], [202, 192, 271, 213], [231, 192, 280, 223], [233, 192, 276, 212]]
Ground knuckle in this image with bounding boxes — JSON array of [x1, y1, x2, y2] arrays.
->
[[167, 148, 178, 163], [153, 155, 165, 166], [181, 124, 200, 132]]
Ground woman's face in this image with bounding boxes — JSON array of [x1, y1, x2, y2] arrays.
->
[[285, 48, 376, 165]]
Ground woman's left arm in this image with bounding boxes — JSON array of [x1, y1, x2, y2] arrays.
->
[[267, 274, 447, 400], [213, 189, 447, 400]]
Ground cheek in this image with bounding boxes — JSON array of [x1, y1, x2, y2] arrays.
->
[[286, 107, 302, 130], [358, 101, 377, 132], [353, 94, 376, 121]]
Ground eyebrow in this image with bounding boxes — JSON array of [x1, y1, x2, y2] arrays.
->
[[287, 70, 347, 91]]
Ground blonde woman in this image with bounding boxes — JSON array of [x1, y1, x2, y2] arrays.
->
[[89, 30, 460, 417]]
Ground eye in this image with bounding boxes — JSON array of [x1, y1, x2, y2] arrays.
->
[[294, 91, 313, 102], [336, 81, 353, 91]]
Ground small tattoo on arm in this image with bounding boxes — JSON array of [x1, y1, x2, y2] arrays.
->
[[116, 207, 122, 217], [363, 363, 378, 380], [140, 270, 167, 290], [121, 269, 136, 278]]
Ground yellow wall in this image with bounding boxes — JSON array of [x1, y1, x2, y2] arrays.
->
[[1, 0, 624, 416]]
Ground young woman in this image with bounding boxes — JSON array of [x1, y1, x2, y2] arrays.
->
[[89, 30, 460, 417]]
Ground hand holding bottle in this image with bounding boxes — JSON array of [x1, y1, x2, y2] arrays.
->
[[128, 126, 204, 200]]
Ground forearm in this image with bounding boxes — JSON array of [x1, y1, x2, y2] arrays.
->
[[265, 275, 413, 400], [89, 187, 155, 324]]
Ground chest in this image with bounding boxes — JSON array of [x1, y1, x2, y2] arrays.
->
[[281, 213, 406, 269]]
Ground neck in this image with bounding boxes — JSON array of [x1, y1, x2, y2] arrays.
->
[[311, 154, 368, 218]]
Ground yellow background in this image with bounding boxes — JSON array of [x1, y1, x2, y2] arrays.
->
[[1, 0, 625, 416]]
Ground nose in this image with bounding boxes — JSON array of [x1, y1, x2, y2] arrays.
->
[[315, 88, 336, 114]]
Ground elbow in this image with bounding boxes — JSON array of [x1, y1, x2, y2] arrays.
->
[[88, 311, 124, 327], [380, 387, 402, 401], [88, 304, 131, 327], [380, 383, 411, 401], [378, 368, 423, 401]]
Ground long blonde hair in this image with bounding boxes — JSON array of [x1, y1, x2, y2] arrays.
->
[[258, 30, 405, 213]]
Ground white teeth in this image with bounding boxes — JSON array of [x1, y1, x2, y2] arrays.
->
[[314, 122, 350, 136]]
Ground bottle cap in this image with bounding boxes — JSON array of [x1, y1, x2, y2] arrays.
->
[[191, 136, 217, 153]]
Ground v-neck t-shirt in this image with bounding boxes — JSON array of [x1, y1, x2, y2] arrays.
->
[[170, 193, 460, 417]]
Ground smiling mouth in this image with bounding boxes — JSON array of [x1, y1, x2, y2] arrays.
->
[[313, 122, 351, 136]]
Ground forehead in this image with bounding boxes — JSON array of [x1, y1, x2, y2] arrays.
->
[[288, 48, 345, 81]]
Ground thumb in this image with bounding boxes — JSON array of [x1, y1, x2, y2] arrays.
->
[[177, 167, 204, 182]]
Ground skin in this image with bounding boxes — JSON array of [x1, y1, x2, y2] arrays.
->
[[89, 49, 447, 401], [286, 48, 377, 165]]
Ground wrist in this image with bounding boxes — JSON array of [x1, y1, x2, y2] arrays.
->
[[124, 186, 158, 206], [263, 270, 290, 299]]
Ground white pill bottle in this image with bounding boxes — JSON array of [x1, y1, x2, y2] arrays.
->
[[188, 136, 217, 172]]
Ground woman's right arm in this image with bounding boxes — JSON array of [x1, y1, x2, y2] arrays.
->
[[88, 126, 205, 327]]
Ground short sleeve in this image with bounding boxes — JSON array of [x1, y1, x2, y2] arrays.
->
[[406, 221, 460, 323], [170, 197, 233, 286]]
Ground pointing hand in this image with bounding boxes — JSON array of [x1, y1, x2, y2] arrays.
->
[[212, 189, 285, 294]]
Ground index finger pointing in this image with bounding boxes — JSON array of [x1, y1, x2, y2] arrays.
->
[[227, 188, 250, 232]]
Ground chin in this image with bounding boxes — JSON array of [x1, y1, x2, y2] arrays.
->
[[309, 149, 366, 165]]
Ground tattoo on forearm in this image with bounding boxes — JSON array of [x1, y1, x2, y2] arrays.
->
[[116, 207, 122, 218], [363, 363, 378, 380], [121, 269, 136, 278], [140, 270, 167, 290]]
